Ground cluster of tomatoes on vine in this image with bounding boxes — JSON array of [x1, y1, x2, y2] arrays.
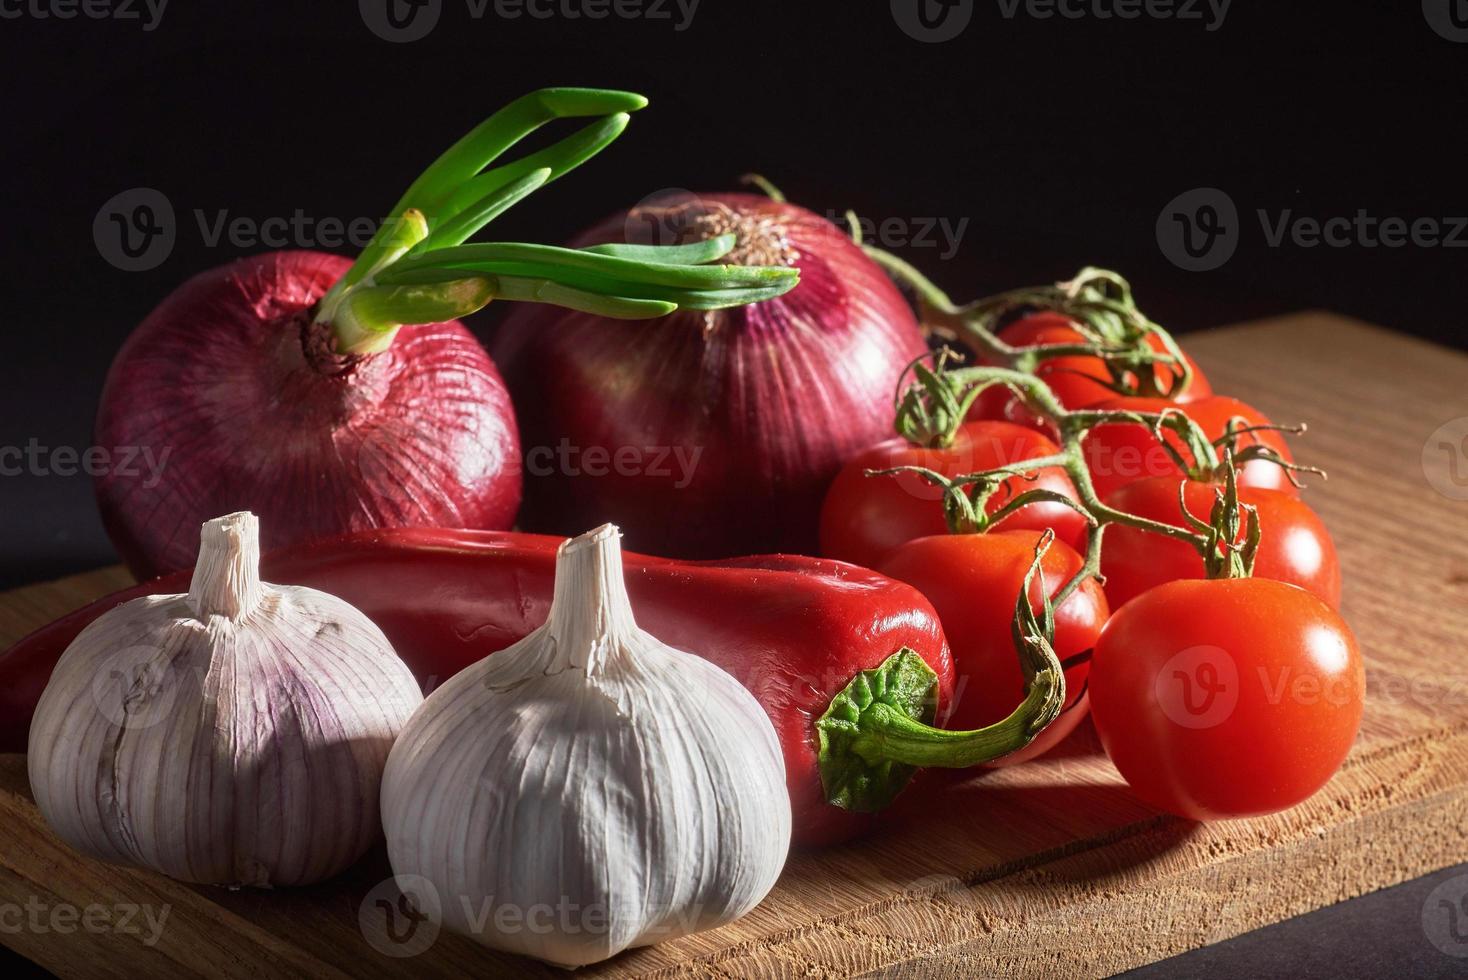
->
[[819, 254, 1363, 821]]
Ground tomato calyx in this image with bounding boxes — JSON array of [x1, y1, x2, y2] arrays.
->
[[1179, 452, 1264, 581], [891, 347, 1071, 449], [892, 348, 985, 448]]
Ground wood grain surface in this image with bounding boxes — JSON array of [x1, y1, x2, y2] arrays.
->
[[2, 313, 1466, 978]]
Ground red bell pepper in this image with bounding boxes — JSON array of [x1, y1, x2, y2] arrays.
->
[[1, 527, 1063, 846]]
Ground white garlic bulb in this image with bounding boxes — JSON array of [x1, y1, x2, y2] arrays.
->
[[28, 512, 423, 888], [380, 524, 791, 968]]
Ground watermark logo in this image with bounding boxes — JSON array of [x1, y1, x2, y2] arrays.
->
[[359, 0, 442, 42], [891, 0, 974, 42], [359, 875, 442, 957], [0, 0, 169, 31], [1158, 186, 1468, 271], [361, 0, 698, 41], [1423, 417, 1468, 501], [1156, 187, 1238, 272], [895, 0, 1231, 38], [95, 187, 394, 271], [1154, 645, 1237, 728], [1423, 0, 1468, 42], [1423, 873, 1468, 957], [90, 645, 185, 731], [94, 187, 175, 272]]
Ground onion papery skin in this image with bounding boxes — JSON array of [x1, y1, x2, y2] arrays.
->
[[95, 251, 521, 578], [489, 193, 926, 559]]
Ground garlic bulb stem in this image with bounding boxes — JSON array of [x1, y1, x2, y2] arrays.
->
[[543, 522, 636, 671], [187, 511, 265, 620]]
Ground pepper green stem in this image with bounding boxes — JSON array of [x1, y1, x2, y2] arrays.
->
[[312, 88, 800, 357], [847, 654, 1061, 769]]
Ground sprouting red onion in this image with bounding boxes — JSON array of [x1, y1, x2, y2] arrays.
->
[[94, 251, 521, 578], [490, 192, 927, 558], [89, 89, 801, 579]]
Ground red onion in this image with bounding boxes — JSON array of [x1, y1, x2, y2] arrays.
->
[[90, 90, 798, 578], [95, 251, 520, 578], [490, 192, 927, 558]]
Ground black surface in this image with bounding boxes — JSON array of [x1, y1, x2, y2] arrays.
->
[[1, 1, 1464, 976], [1124, 862, 1468, 979]]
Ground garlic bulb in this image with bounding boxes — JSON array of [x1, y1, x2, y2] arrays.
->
[[380, 524, 791, 967], [28, 512, 422, 887]]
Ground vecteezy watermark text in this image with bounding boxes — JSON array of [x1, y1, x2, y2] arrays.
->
[[826, 211, 969, 260], [0, 898, 170, 946], [0, 0, 167, 30], [94, 187, 391, 272], [359, 874, 719, 958], [994, 0, 1230, 31], [359, 0, 698, 43], [0, 440, 170, 488], [891, 0, 1227, 42], [1152, 646, 1360, 729], [524, 441, 703, 489], [1158, 187, 1468, 271]]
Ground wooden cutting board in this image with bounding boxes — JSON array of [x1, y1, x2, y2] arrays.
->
[[2, 313, 1466, 979]]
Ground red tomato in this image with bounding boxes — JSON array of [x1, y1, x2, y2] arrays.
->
[[1090, 578, 1363, 819], [1081, 395, 1298, 500], [1101, 478, 1341, 610], [969, 312, 1213, 428], [879, 529, 1109, 765], [820, 421, 1088, 570]]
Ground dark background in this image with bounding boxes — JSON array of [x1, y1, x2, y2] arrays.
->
[[1, 0, 1465, 588], [0, 2, 1464, 975]]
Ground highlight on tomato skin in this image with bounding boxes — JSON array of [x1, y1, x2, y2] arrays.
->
[[819, 421, 1089, 570], [1099, 477, 1342, 611], [1088, 577, 1364, 821]]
